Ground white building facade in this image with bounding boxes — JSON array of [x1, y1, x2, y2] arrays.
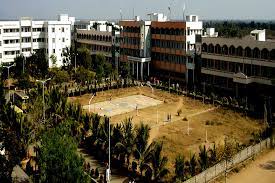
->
[[0, 14, 74, 67]]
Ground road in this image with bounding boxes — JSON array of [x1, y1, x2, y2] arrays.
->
[[78, 148, 128, 183], [225, 149, 275, 183]]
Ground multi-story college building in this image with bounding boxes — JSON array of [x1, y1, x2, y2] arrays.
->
[[75, 22, 120, 67], [198, 30, 275, 116], [0, 14, 74, 67], [119, 13, 203, 83]]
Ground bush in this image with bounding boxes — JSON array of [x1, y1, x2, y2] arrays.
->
[[182, 117, 188, 121]]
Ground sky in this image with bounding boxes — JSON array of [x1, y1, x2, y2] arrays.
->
[[0, 0, 274, 20]]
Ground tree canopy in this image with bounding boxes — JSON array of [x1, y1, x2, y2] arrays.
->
[[38, 122, 88, 183]]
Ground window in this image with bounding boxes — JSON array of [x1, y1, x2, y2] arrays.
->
[[21, 27, 31, 32], [0, 53, 2, 58], [62, 27, 64, 32], [53, 49, 55, 53], [52, 28, 55, 32], [21, 37, 31, 43], [52, 38, 55, 43], [0, 29, 1, 34], [0, 41, 1, 46], [4, 40, 9, 44], [22, 48, 31, 52], [62, 38, 65, 42]]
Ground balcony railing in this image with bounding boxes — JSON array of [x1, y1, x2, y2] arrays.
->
[[201, 67, 274, 86]]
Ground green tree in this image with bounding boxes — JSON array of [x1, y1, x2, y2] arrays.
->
[[134, 123, 151, 175], [17, 73, 33, 91], [0, 74, 6, 107], [38, 122, 88, 183], [198, 145, 209, 171], [209, 143, 218, 166], [77, 47, 92, 69], [75, 66, 95, 85], [187, 153, 197, 176], [115, 118, 135, 167], [14, 54, 26, 78], [50, 69, 70, 84], [149, 141, 169, 182], [96, 64, 104, 85], [174, 154, 185, 181], [25, 49, 48, 79], [0, 104, 28, 181]]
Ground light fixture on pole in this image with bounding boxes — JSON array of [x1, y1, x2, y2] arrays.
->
[[36, 78, 51, 122]]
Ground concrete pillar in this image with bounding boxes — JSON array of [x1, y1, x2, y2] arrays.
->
[[136, 62, 139, 80], [141, 62, 144, 81], [132, 61, 134, 75], [147, 62, 150, 76]]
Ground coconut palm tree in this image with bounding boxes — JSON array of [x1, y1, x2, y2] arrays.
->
[[111, 123, 123, 160], [133, 123, 152, 176], [149, 141, 169, 182], [174, 154, 185, 181], [187, 153, 197, 177], [198, 145, 209, 171], [115, 117, 135, 168], [209, 143, 218, 166]]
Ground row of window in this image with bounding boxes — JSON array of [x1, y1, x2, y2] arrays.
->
[[33, 27, 46, 32], [121, 37, 140, 45], [4, 50, 20, 55], [52, 38, 66, 43], [90, 45, 112, 53], [3, 38, 47, 44], [122, 27, 140, 34], [2, 27, 67, 33], [151, 52, 186, 64], [77, 33, 112, 42], [202, 43, 275, 60], [202, 58, 275, 78], [4, 39, 19, 44], [52, 27, 68, 33], [152, 40, 185, 50], [120, 48, 140, 57], [2, 48, 65, 56]]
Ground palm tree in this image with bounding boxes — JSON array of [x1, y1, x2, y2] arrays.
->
[[209, 143, 218, 166], [198, 145, 209, 171], [134, 123, 150, 159], [174, 154, 185, 181], [95, 117, 112, 159], [111, 123, 123, 160], [133, 123, 151, 176], [149, 141, 169, 182], [187, 153, 197, 177], [115, 117, 135, 168]]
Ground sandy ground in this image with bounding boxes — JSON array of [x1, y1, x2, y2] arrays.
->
[[219, 149, 275, 183], [69, 87, 264, 177]]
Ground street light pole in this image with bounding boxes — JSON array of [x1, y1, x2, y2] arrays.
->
[[88, 94, 95, 113], [36, 78, 51, 122], [106, 110, 112, 183], [74, 53, 78, 72], [3, 63, 15, 101]]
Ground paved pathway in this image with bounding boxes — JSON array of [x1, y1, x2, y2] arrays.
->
[[78, 148, 128, 183]]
